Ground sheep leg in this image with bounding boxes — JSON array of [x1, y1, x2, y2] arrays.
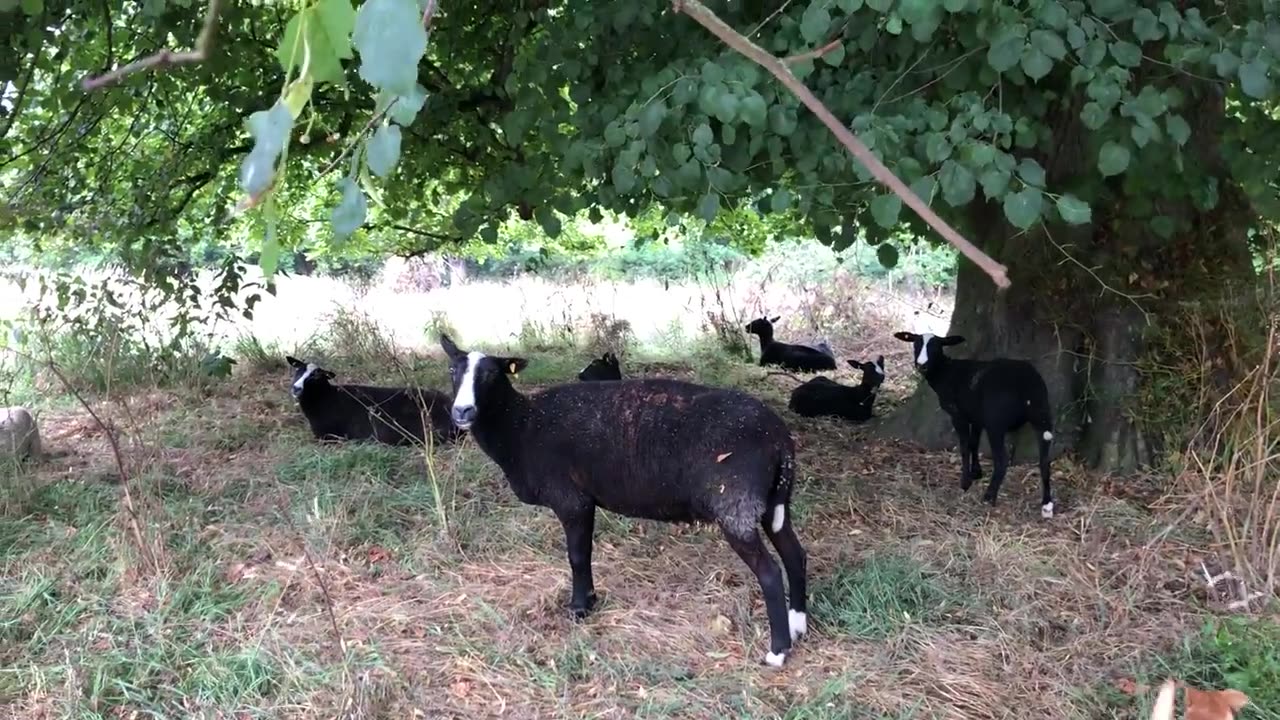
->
[[981, 429, 1009, 506], [555, 505, 598, 618], [723, 526, 791, 667], [1037, 432, 1054, 518], [763, 518, 808, 642], [967, 421, 984, 479], [951, 416, 974, 490]]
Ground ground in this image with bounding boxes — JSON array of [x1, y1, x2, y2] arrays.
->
[[2, 338, 1270, 720]]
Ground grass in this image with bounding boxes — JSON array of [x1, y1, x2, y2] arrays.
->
[[0, 271, 1270, 719]]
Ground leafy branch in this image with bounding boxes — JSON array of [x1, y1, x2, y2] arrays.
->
[[672, 0, 1011, 290], [80, 0, 225, 91]]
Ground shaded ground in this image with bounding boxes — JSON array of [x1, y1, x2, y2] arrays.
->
[[0, 349, 1270, 719]]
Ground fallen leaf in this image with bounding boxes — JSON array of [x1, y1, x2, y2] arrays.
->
[[1148, 679, 1175, 720], [1185, 684, 1249, 720], [367, 545, 392, 564], [449, 678, 472, 698], [709, 614, 732, 635], [1114, 676, 1139, 695], [716, 452, 733, 462]]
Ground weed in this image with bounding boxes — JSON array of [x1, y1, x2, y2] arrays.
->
[[811, 552, 958, 640]]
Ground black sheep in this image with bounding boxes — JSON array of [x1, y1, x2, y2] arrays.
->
[[439, 334, 809, 667], [577, 351, 622, 381], [286, 356, 461, 446], [745, 316, 838, 373], [892, 332, 1055, 517], [788, 356, 885, 422]]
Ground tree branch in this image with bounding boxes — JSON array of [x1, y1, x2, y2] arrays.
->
[[783, 38, 844, 65], [672, 0, 1011, 290], [81, 0, 225, 91]]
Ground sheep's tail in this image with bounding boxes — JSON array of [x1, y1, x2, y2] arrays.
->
[[765, 442, 797, 533], [1027, 373, 1055, 442]]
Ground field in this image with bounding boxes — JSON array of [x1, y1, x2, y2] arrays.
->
[[1, 266, 1276, 719]]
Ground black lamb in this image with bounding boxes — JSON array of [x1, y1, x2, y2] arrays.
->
[[745, 316, 838, 372], [788, 356, 885, 422], [577, 351, 622, 381]]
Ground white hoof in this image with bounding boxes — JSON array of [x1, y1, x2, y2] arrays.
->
[[788, 610, 808, 641], [764, 651, 787, 667], [1041, 501, 1055, 519]]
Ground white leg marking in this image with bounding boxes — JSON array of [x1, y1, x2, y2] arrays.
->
[[916, 333, 934, 365], [770, 504, 785, 533], [292, 363, 317, 391], [874, 359, 885, 376], [789, 609, 807, 641], [1041, 501, 1054, 519], [1042, 431, 1054, 442], [451, 351, 485, 423], [764, 651, 787, 667]]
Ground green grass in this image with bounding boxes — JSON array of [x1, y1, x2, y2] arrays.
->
[[810, 552, 962, 640]]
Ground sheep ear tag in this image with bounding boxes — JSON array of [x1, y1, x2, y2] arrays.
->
[[509, 361, 519, 379]]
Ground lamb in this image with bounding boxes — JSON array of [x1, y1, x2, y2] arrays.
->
[[892, 332, 1055, 518], [745, 316, 838, 373], [577, 351, 622, 381], [438, 334, 808, 667], [787, 356, 885, 422], [286, 356, 462, 446]]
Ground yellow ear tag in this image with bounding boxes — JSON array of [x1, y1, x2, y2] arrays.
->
[[509, 361, 519, 378]]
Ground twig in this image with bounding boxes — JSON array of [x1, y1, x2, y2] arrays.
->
[[672, 0, 1011, 290], [279, 498, 349, 657], [81, 0, 225, 91], [783, 38, 844, 65], [765, 370, 806, 385], [317, 104, 394, 178]]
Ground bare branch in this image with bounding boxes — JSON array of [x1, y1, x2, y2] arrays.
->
[[783, 38, 843, 65], [81, 0, 225, 91], [672, 0, 1012, 290]]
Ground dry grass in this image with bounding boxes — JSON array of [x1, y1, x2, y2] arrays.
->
[[0, 344, 1236, 720]]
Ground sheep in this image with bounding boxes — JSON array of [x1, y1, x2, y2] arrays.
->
[[745, 316, 838, 373], [892, 332, 1055, 518], [438, 333, 809, 667], [577, 351, 622, 381], [286, 356, 462, 446], [787, 356, 885, 422]]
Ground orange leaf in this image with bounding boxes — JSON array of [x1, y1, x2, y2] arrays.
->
[[367, 546, 392, 564], [1114, 677, 1140, 695], [1185, 685, 1249, 720], [716, 452, 733, 462]]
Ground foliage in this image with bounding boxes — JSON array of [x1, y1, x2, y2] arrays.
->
[[3, 0, 1277, 283]]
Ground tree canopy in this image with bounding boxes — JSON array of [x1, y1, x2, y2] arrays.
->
[[3, 0, 1276, 283]]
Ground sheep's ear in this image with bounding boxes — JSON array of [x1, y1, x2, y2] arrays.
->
[[286, 355, 306, 368], [876, 355, 885, 367], [846, 359, 859, 369], [939, 335, 966, 346], [502, 357, 529, 375], [893, 331, 918, 342], [317, 368, 336, 380], [439, 333, 462, 358], [769, 315, 781, 323]]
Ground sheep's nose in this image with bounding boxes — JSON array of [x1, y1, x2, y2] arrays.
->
[[452, 405, 477, 426]]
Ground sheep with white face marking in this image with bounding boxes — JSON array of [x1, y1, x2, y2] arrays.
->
[[788, 356, 885, 422], [286, 356, 462, 446], [577, 351, 622, 381], [892, 332, 1056, 518], [439, 334, 809, 668], [745, 316, 838, 373]]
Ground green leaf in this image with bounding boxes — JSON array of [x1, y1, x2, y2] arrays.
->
[[700, 60, 726, 85], [692, 123, 714, 147], [1055, 194, 1092, 225], [1038, 1, 1068, 29], [352, 0, 428, 95], [1239, 60, 1273, 99], [869, 193, 902, 228], [821, 43, 847, 66], [1212, 51, 1240, 79], [673, 143, 692, 163], [366, 123, 401, 178], [866, 0, 891, 11], [639, 101, 667, 137], [1165, 114, 1191, 146], [246, 102, 294, 158], [1021, 46, 1053, 81], [1080, 38, 1107, 67], [987, 26, 1026, 72], [939, 160, 976, 206], [771, 188, 791, 212], [1131, 124, 1151, 148], [604, 122, 626, 148], [943, 0, 966, 12], [925, 133, 952, 163], [697, 192, 721, 222], [611, 161, 637, 194], [714, 93, 740, 124], [18, 0, 42, 13], [1017, 158, 1046, 187], [282, 77, 314, 118], [1030, 30, 1068, 60], [1066, 23, 1087, 50], [1132, 8, 1162, 42], [1109, 41, 1142, 68], [838, 0, 864, 10], [239, 147, 277, 198], [1002, 187, 1043, 230], [1080, 102, 1108, 130], [331, 177, 367, 238], [1149, 214, 1176, 239], [536, 207, 562, 238], [800, 2, 832, 44], [259, 234, 281, 276], [768, 105, 798, 135], [1097, 140, 1130, 177], [386, 83, 428, 126], [909, 176, 937, 205], [979, 168, 1011, 199], [876, 243, 900, 269], [740, 93, 768, 127]]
